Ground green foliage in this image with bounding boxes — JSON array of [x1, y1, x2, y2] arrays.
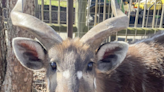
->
[[38, 0, 75, 7]]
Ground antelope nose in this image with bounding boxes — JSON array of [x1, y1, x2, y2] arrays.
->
[[61, 71, 80, 92]]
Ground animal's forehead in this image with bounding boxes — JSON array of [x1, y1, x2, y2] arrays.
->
[[49, 39, 91, 57], [48, 39, 94, 70]]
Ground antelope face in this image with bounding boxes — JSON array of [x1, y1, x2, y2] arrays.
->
[[47, 40, 95, 92], [13, 38, 128, 92], [47, 40, 128, 92], [11, 0, 128, 92], [12, 38, 96, 92]]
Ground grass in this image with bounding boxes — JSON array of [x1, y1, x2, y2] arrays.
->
[[38, 0, 75, 7]]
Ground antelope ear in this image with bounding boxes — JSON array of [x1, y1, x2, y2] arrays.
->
[[96, 41, 129, 72], [12, 37, 46, 71]]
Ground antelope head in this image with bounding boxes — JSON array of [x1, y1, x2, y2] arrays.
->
[[11, 0, 128, 92]]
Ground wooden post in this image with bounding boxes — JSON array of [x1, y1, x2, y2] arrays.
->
[[67, 0, 73, 38], [75, 0, 87, 37]]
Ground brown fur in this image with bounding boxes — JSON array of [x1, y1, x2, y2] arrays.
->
[[49, 38, 92, 63], [47, 37, 164, 92], [53, 38, 90, 51], [13, 32, 164, 92], [96, 41, 164, 92]]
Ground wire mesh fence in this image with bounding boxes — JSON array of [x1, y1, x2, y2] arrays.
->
[[35, 0, 164, 42]]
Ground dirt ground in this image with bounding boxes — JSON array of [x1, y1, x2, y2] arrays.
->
[[33, 71, 47, 92]]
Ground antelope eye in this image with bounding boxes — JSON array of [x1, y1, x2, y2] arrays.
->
[[87, 62, 93, 71], [50, 62, 57, 70]]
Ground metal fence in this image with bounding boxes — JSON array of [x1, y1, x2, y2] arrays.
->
[[34, 0, 164, 43], [32, 0, 164, 91], [35, 0, 164, 27]]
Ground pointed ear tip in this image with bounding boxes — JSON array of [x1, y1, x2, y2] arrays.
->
[[12, 37, 23, 44], [12, 38, 19, 46], [12, 37, 23, 41], [12, 37, 34, 48], [114, 41, 128, 45], [12, 37, 18, 41], [113, 41, 129, 49], [118, 41, 129, 46], [119, 41, 129, 48]]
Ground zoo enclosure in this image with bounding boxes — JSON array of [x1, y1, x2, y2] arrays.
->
[[32, 0, 164, 91], [1, 0, 164, 92], [35, 0, 164, 42]]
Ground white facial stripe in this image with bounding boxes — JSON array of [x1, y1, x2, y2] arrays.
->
[[77, 71, 83, 79], [50, 58, 55, 62], [63, 70, 70, 79], [142, 82, 145, 92], [47, 78, 50, 91], [94, 78, 97, 89]]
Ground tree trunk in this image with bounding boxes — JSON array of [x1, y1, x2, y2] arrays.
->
[[75, 0, 87, 37], [1, 0, 35, 92], [0, 0, 7, 90]]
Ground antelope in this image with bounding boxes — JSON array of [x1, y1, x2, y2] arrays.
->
[[11, 0, 164, 92]]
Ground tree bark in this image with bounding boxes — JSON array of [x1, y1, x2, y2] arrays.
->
[[1, 0, 35, 92], [0, 0, 7, 90]]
